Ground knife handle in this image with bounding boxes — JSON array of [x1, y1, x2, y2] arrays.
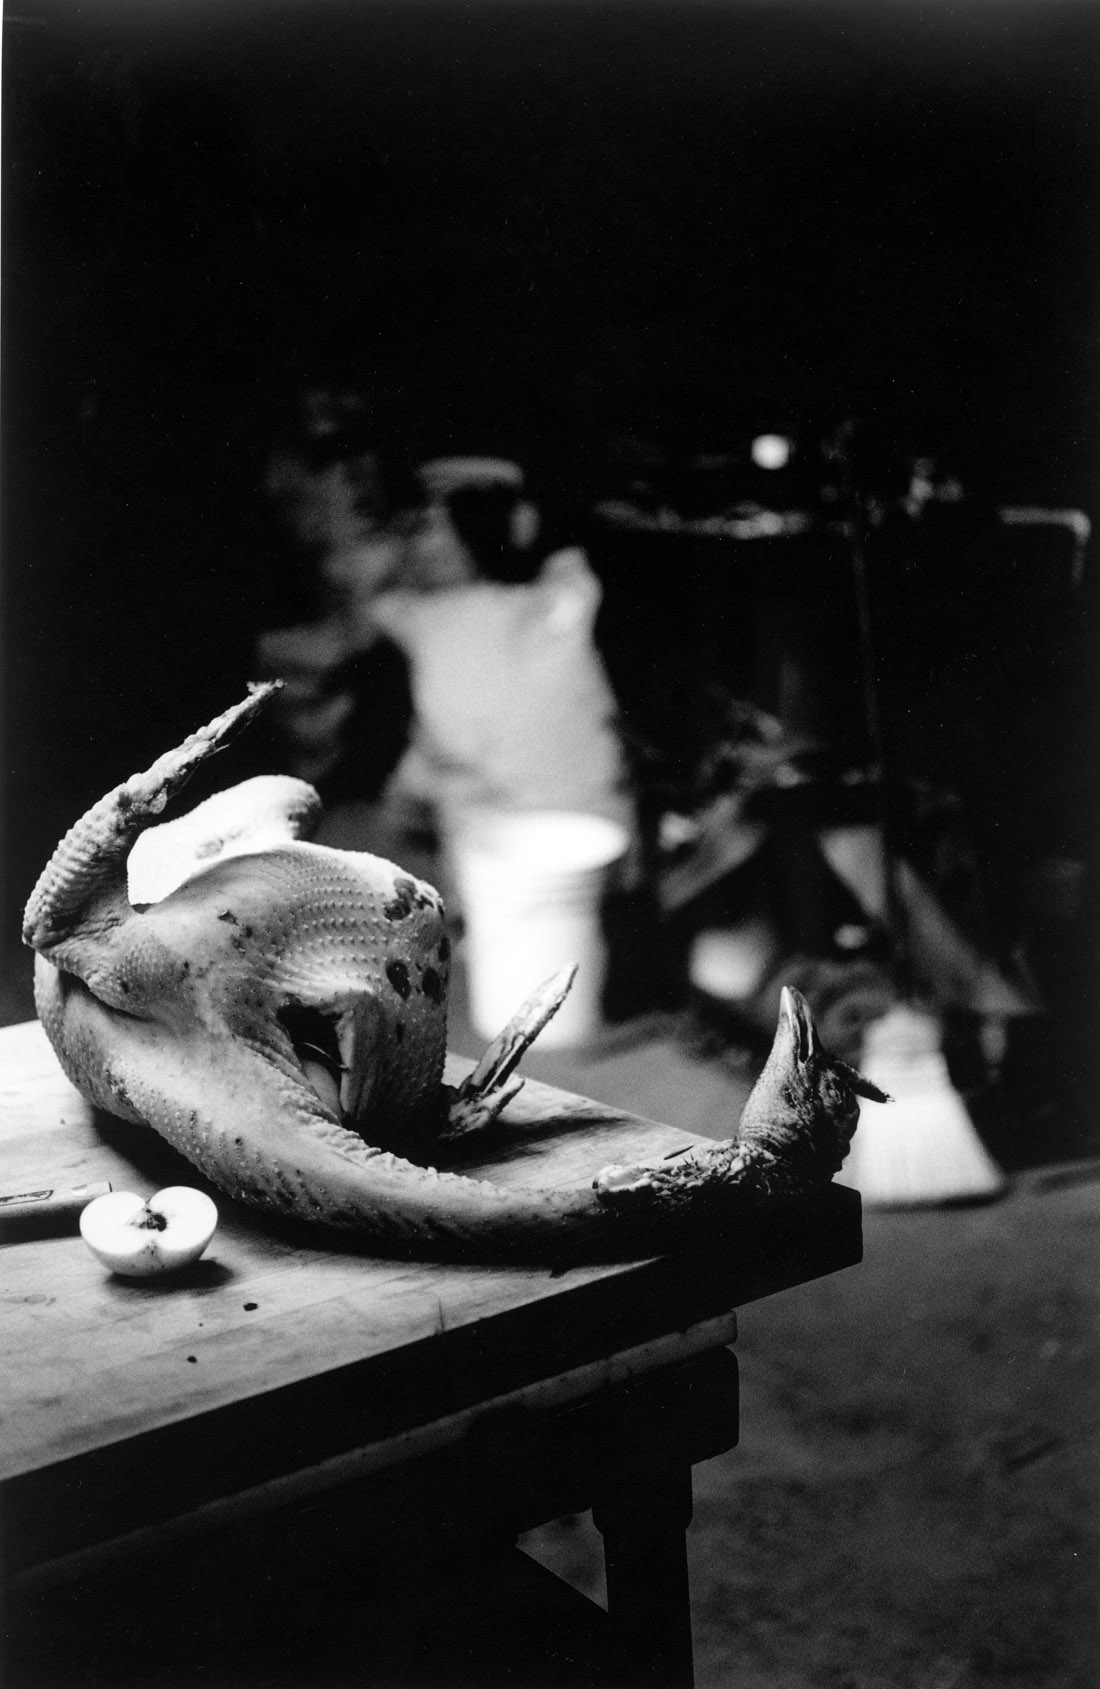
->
[[0, 1181, 112, 1238]]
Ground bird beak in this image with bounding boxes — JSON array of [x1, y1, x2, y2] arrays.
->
[[779, 985, 815, 1065], [779, 985, 891, 1103]]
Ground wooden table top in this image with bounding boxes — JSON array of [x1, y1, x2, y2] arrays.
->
[[0, 1017, 861, 1572]]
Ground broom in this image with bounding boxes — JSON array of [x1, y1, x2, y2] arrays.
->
[[828, 426, 1007, 1206]]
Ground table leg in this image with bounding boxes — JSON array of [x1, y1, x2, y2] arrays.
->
[[593, 1463, 695, 1689]]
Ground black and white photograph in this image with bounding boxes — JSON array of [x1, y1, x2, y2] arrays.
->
[[1, 2, 1097, 1685]]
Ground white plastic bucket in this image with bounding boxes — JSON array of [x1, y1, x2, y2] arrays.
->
[[451, 809, 629, 1047]]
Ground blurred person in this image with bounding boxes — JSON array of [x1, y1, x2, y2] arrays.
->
[[371, 458, 638, 877], [253, 382, 418, 797]]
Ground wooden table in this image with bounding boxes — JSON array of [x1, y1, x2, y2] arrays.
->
[[0, 1018, 861, 1688]]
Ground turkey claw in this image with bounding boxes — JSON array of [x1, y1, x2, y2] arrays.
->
[[442, 965, 577, 1140]]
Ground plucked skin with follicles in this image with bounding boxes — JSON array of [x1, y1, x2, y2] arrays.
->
[[23, 685, 888, 1261]]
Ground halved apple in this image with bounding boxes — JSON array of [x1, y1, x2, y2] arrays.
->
[[79, 1186, 218, 1278]]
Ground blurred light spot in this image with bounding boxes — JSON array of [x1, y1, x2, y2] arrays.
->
[[752, 433, 792, 470]]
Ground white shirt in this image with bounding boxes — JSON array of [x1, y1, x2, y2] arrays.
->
[[372, 549, 634, 833]]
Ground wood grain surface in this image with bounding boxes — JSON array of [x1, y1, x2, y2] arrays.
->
[[0, 1018, 860, 1572]]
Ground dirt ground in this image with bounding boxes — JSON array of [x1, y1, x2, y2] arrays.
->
[[496, 1013, 1099, 1689]]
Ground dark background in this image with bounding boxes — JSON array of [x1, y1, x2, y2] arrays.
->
[[3, 0, 1098, 964]]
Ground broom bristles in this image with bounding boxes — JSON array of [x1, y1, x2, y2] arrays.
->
[[840, 1003, 1007, 1206]]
